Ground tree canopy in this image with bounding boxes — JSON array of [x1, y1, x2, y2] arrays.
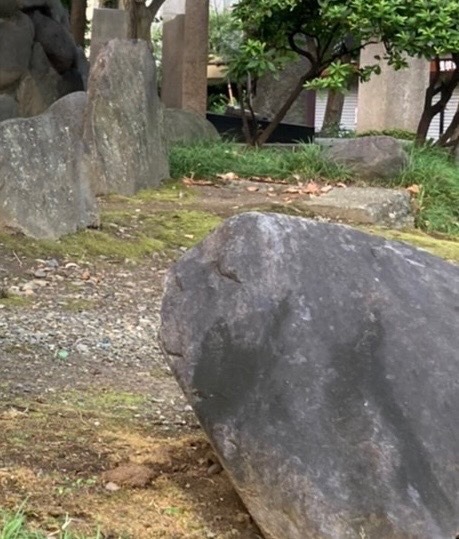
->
[[228, 0, 459, 145]]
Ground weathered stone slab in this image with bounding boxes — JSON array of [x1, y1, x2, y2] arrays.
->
[[320, 136, 409, 180], [164, 108, 219, 145], [82, 39, 169, 196], [160, 212, 459, 539], [298, 186, 414, 228], [0, 92, 99, 238]]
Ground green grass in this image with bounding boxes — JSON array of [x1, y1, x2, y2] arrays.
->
[[392, 146, 459, 236], [169, 141, 350, 182], [0, 210, 222, 261], [170, 140, 459, 236], [0, 510, 101, 539]]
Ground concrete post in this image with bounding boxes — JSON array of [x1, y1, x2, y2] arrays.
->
[[161, 0, 209, 116], [357, 42, 430, 133]]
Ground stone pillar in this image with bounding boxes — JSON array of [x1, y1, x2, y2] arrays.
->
[[357, 42, 430, 133], [89, 8, 129, 67], [161, 0, 209, 116]]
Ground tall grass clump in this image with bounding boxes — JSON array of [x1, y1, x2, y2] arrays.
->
[[169, 141, 350, 182], [0, 509, 101, 539], [393, 146, 459, 236]]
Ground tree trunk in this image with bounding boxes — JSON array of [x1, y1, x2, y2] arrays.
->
[[70, 0, 87, 47], [322, 89, 345, 133], [256, 70, 315, 146]]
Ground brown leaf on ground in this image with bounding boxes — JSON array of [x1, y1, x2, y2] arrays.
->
[[217, 172, 239, 182], [304, 182, 321, 195], [283, 186, 302, 194], [182, 178, 213, 186], [246, 186, 259, 192], [406, 184, 421, 195], [101, 464, 156, 488], [337, 182, 347, 188], [320, 185, 333, 194]]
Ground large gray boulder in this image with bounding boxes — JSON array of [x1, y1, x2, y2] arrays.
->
[[0, 92, 99, 238], [82, 39, 169, 196], [0, 12, 35, 90], [31, 10, 76, 74], [160, 212, 459, 539], [0, 0, 19, 18], [0, 95, 18, 122], [16, 43, 61, 117], [320, 136, 409, 180], [164, 108, 220, 145]]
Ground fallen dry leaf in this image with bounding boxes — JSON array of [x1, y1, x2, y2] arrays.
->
[[217, 172, 239, 182], [246, 186, 259, 192], [267, 192, 277, 198], [81, 270, 91, 281], [337, 182, 347, 188], [284, 186, 302, 194], [406, 184, 421, 195], [184, 234, 194, 239], [304, 182, 321, 195], [320, 185, 333, 194], [182, 178, 213, 186]]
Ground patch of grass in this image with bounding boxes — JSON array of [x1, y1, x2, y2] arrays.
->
[[105, 180, 195, 204], [392, 146, 459, 236], [170, 141, 350, 182], [0, 294, 32, 309], [0, 509, 102, 539], [0, 210, 221, 261], [61, 299, 96, 312]]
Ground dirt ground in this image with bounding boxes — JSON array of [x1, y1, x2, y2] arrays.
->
[[0, 180, 457, 538]]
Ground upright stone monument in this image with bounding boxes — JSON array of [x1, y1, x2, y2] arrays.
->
[[357, 43, 430, 133], [161, 0, 209, 116], [89, 8, 129, 66]]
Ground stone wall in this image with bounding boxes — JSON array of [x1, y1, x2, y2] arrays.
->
[[0, 0, 88, 121]]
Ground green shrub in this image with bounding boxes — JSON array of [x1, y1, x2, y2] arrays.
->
[[393, 146, 459, 235]]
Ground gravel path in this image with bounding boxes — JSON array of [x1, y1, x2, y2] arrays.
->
[[0, 253, 197, 429]]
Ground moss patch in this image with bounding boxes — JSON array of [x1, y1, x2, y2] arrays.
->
[[364, 228, 459, 262], [0, 210, 221, 262], [0, 294, 33, 309]]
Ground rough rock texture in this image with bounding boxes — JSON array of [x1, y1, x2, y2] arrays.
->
[[0, 92, 99, 238], [16, 43, 61, 117], [82, 39, 169, 196], [0, 95, 18, 122], [298, 186, 414, 228], [0, 12, 35, 90], [0, 0, 87, 120], [161, 212, 459, 539], [31, 10, 76, 74], [320, 136, 409, 180], [164, 108, 220, 145]]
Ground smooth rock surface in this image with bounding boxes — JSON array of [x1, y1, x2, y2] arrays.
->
[[161, 212, 459, 539], [164, 107, 220, 145], [0, 12, 34, 90], [321, 136, 409, 180], [0, 0, 19, 17], [0, 92, 99, 238], [0, 94, 18, 122], [82, 39, 169, 196], [298, 186, 414, 228], [31, 10, 76, 73]]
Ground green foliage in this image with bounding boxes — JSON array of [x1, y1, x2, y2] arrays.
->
[[230, 0, 459, 88], [169, 141, 350, 182], [393, 146, 459, 235], [208, 9, 244, 65], [208, 93, 229, 113], [0, 509, 102, 539]]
